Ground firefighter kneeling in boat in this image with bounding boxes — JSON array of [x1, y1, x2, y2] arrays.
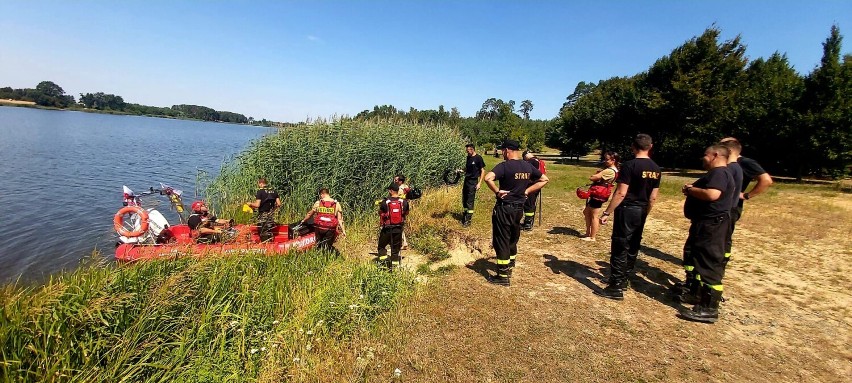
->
[[376, 183, 409, 270], [188, 200, 232, 243], [300, 188, 346, 253]]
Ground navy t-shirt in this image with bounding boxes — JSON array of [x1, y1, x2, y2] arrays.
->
[[726, 162, 744, 210], [255, 188, 279, 213], [465, 154, 486, 179], [491, 159, 542, 204], [737, 156, 767, 208], [616, 158, 661, 207], [684, 166, 735, 220]]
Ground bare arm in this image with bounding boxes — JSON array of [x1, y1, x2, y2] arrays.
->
[[647, 188, 659, 214], [599, 183, 629, 225], [744, 173, 773, 199], [589, 170, 605, 182], [683, 184, 722, 201], [525, 174, 549, 195], [336, 206, 346, 235], [477, 167, 485, 190], [248, 198, 262, 209]]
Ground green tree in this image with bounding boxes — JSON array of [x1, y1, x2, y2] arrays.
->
[[520, 100, 533, 120]]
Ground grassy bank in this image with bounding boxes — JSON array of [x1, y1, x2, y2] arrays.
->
[[0, 252, 416, 382]]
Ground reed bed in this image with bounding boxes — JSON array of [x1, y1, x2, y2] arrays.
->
[[0, 252, 415, 382], [205, 119, 466, 223]]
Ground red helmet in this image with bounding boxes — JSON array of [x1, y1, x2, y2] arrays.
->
[[576, 187, 590, 200], [191, 200, 207, 211]]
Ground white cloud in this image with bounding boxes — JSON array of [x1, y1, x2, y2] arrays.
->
[[306, 35, 322, 43]]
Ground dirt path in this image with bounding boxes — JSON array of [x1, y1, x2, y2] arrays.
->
[[360, 183, 852, 382]]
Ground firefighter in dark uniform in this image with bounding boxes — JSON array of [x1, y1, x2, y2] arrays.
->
[[678, 144, 736, 323], [301, 188, 346, 252], [248, 178, 281, 242], [720, 137, 773, 259], [187, 200, 231, 243], [483, 139, 548, 286], [377, 183, 410, 270], [522, 151, 541, 230], [461, 143, 486, 227], [597, 134, 661, 300]]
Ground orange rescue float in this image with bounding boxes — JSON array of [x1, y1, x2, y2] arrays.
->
[[114, 206, 149, 237]]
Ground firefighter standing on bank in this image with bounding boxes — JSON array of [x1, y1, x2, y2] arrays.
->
[[461, 143, 485, 227], [678, 144, 736, 323], [483, 140, 548, 286], [248, 178, 281, 242], [377, 183, 410, 270], [522, 151, 543, 230], [300, 188, 346, 253]]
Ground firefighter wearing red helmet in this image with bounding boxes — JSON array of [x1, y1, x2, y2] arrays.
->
[[187, 200, 231, 243]]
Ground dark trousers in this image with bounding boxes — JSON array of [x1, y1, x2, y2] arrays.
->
[[314, 228, 337, 252], [724, 207, 742, 264], [462, 177, 478, 213], [256, 211, 276, 242], [609, 205, 648, 284], [492, 203, 524, 278], [378, 226, 403, 267], [523, 190, 539, 216], [688, 214, 730, 287]]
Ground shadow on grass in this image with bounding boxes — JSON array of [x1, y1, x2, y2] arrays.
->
[[591, 249, 683, 310], [548, 226, 583, 238], [465, 257, 494, 281], [640, 245, 683, 266], [542, 254, 605, 294]]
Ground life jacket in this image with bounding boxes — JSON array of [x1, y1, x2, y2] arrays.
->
[[314, 199, 339, 231], [537, 158, 547, 175], [399, 184, 411, 199], [380, 198, 405, 227], [589, 166, 619, 202]]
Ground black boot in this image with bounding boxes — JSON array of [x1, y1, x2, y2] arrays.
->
[[462, 213, 472, 227], [487, 274, 510, 286], [522, 215, 534, 231], [676, 278, 700, 305], [678, 285, 722, 323], [595, 282, 625, 300]]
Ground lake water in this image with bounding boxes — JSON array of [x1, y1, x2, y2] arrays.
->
[[0, 107, 271, 283]]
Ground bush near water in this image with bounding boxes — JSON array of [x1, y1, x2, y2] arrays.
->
[[206, 119, 467, 223]]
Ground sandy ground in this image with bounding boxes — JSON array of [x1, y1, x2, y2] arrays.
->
[[0, 99, 36, 105], [344, 165, 852, 382]]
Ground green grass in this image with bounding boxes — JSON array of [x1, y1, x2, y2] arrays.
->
[[0, 252, 415, 382]]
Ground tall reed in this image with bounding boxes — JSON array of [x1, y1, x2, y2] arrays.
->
[[205, 119, 466, 222]]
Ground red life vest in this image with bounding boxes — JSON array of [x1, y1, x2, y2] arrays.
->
[[380, 198, 405, 227], [314, 200, 339, 231]]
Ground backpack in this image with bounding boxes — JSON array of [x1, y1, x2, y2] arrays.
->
[[380, 198, 405, 226], [406, 187, 422, 200], [314, 200, 339, 231]]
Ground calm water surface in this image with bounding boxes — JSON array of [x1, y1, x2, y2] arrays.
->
[[0, 107, 271, 283]]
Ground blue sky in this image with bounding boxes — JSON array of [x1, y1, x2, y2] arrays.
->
[[1, 1, 850, 122]]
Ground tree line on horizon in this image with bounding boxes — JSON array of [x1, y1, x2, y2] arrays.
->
[[548, 25, 851, 179], [0, 82, 276, 126], [353, 98, 548, 152]]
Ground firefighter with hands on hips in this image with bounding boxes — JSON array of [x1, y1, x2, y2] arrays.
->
[[300, 187, 346, 253], [678, 144, 737, 323], [521, 151, 542, 230], [460, 143, 486, 227], [483, 139, 548, 286], [248, 178, 281, 242], [597, 134, 661, 300], [376, 183, 410, 271]]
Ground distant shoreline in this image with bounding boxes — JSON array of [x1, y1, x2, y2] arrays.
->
[[0, 103, 276, 126]]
